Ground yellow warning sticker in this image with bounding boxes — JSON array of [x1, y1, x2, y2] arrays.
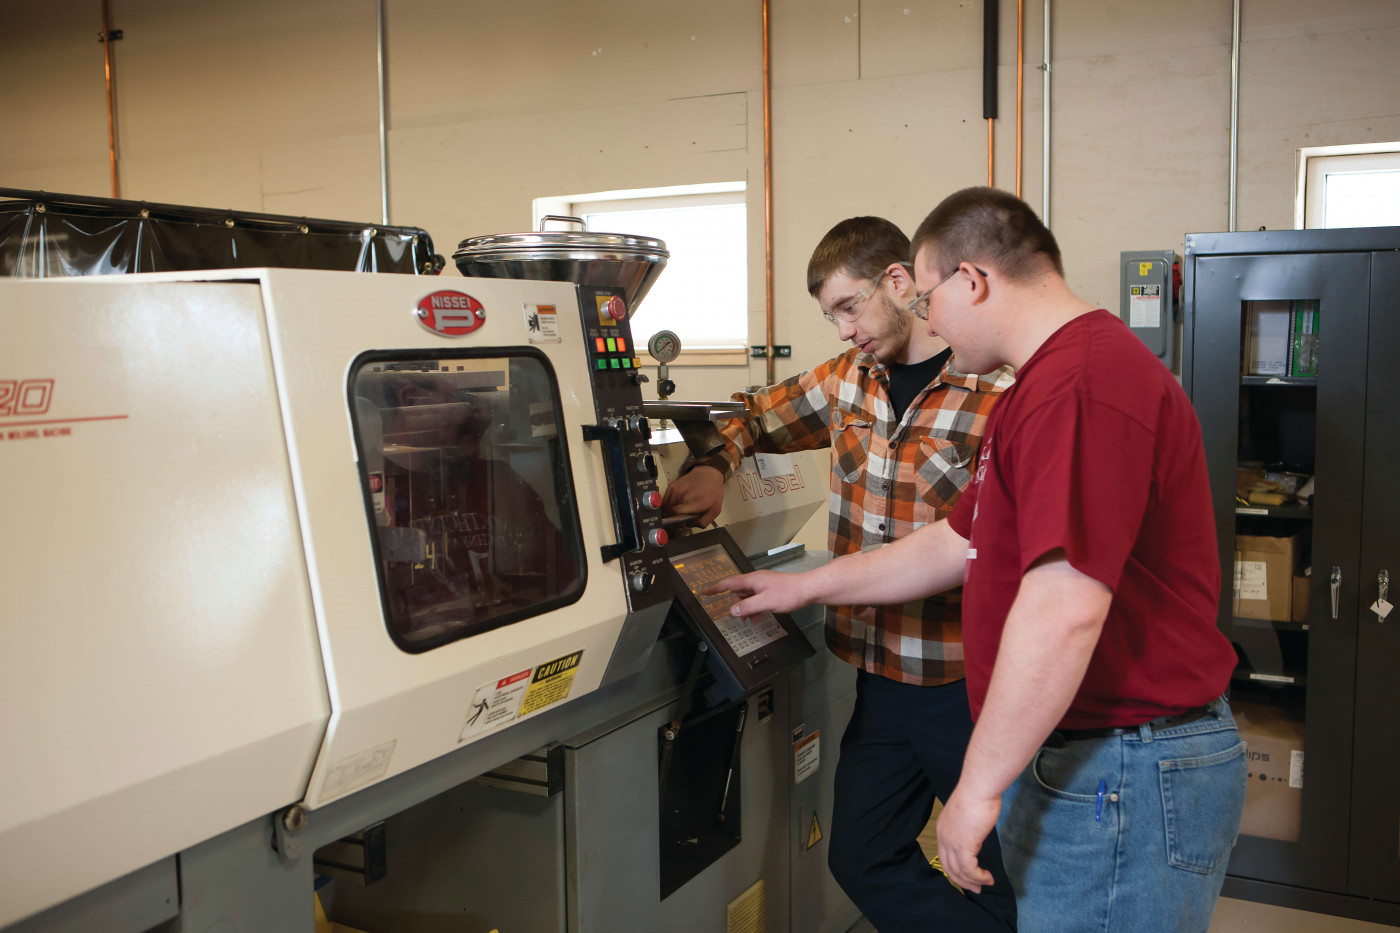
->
[[519, 649, 584, 716], [1138, 261, 1152, 277], [807, 813, 823, 849]]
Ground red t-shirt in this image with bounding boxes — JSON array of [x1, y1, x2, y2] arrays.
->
[[948, 310, 1235, 729]]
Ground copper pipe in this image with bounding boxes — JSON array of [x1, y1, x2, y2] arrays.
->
[[987, 119, 994, 187], [762, 0, 775, 385], [1015, 0, 1023, 197], [101, 0, 119, 198]]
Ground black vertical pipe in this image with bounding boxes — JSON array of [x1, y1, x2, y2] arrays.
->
[[983, 0, 999, 120]]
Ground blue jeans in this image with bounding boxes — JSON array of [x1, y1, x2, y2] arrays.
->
[[830, 670, 1017, 933], [998, 697, 1246, 933]]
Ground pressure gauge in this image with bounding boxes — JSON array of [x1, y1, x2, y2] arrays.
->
[[648, 330, 682, 364]]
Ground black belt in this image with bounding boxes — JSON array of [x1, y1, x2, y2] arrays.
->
[[1045, 705, 1215, 748]]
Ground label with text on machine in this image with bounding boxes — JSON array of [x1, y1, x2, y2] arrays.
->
[[458, 649, 584, 742]]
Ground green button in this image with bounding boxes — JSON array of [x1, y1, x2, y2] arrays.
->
[[610, 358, 620, 369], [606, 338, 617, 352], [621, 358, 632, 368], [596, 359, 607, 370]]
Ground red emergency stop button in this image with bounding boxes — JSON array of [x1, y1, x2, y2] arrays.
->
[[647, 528, 669, 548], [607, 295, 627, 321], [641, 491, 662, 509]]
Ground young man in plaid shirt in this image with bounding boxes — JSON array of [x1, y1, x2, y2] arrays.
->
[[662, 216, 1016, 932]]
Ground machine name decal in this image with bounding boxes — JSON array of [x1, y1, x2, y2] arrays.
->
[[735, 461, 807, 501], [322, 739, 397, 801], [415, 290, 486, 337], [0, 378, 128, 443], [0, 379, 54, 417]]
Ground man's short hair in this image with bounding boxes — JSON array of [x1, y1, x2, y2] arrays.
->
[[806, 216, 911, 296], [910, 187, 1063, 283]]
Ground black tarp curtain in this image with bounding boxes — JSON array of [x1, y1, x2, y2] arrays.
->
[[0, 188, 441, 277]]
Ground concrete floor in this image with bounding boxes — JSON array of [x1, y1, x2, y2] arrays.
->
[[847, 900, 1396, 932], [907, 803, 1398, 932], [1208, 897, 1396, 932]]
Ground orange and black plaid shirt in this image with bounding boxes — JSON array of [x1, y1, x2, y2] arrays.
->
[[702, 348, 1013, 685]]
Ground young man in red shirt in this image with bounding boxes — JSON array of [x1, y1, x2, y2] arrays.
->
[[664, 216, 1016, 932], [712, 189, 1244, 933]]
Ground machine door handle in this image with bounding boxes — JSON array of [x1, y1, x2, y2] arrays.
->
[[1330, 566, 1342, 620], [582, 420, 638, 562]]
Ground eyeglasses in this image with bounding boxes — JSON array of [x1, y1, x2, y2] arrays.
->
[[907, 264, 988, 320], [823, 268, 901, 325]]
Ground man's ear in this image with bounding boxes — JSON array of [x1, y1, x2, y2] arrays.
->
[[965, 263, 991, 305], [885, 261, 913, 294]]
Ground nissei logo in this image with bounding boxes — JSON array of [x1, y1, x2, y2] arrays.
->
[[415, 290, 485, 337]]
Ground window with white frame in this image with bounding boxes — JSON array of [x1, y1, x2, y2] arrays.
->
[[1297, 143, 1400, 229], [535, 183, 748, 360]]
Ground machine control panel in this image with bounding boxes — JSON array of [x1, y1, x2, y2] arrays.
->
[[577, 284, 672, 614]]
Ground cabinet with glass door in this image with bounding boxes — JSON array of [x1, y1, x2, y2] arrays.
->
[[1183, 228, 1400, 925]]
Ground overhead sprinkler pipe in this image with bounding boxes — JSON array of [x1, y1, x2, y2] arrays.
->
[[762, 0, 775, 384], [984, 0, 998, 187], [101, 0, 119, 198]]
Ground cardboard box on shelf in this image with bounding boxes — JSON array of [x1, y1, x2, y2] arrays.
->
[[1232, 699, 1304, 843], [1244, 301, 1292, 376], [1234, 533, 1301, 622], [1291, 576, 1311, 624]]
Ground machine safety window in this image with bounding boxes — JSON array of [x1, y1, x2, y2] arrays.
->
[[351, 353, 585, 652]]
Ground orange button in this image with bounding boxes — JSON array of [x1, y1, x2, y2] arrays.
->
[[616, 337, 627, 352], [595, 337, 607, 352]]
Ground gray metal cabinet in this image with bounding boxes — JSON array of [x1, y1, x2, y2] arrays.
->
[[1183, 228, 1400, 925]]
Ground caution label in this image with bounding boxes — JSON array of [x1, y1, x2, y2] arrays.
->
[[520, 649, 584, 716], [806, 813, 823, 849]]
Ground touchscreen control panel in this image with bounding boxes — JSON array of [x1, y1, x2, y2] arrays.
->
[[664, 527, 815, 699]]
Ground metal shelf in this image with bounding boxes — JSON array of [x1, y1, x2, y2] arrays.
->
[[1241, 375, 1318, 387], [1231, 667, 1307, 687], [1232, 616, 1309, 632], [1236, 505, 1313, 520]]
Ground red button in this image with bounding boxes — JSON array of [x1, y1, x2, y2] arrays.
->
[[616, 337, 627, 352], [641, 491, 662, 509], [647, 528, 669, 548], [595, 337, 607, 352], [607, 296, 627, 321]]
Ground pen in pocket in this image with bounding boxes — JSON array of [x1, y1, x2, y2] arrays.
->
[[1095, 779, 1106, 822]]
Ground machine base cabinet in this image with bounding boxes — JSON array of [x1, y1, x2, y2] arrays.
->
[[1184, 228, 1400, 925], [319, 615, 860, 933]]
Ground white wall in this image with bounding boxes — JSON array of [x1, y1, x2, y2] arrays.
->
[[3, 0, 1398, 398]]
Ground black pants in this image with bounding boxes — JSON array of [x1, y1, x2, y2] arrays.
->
[[829, 670, 1017, 932]]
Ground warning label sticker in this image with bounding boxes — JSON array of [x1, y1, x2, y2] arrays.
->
[[1129, 284, 1162, 328], [794, 729, 820, 784], [525, 303, 561, 344], [520, 649, 584, 716], [459, 669, 532, 743]]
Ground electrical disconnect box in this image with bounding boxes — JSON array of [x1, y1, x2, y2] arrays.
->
[[1120, 250, 1177, 370]]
